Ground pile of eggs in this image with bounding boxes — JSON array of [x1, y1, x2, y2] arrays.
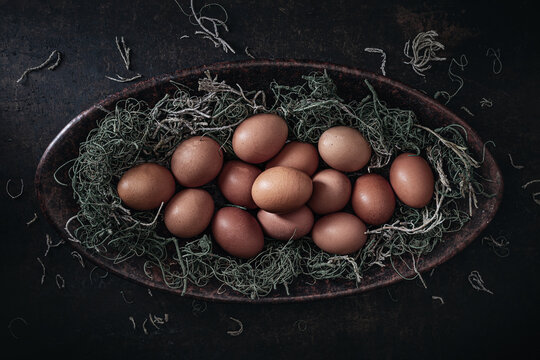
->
[[117, 113, 435, 259]]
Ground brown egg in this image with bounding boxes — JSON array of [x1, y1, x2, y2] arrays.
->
[[211, 207, 264, 259], [318, 126, 372, 172], [170, 136, 223, 187], [117, 163, 176, 211], [232, 113, 288, 164], [352, 174, 395, 225], [311, 212, 367, 255], [389, 153, 434, 208], [217, 160, 261, 209], [164, 189, 214, 238], [307, 169, 351, 214], [251, 166, 313, 213], [266, 141, 319, 176], [257, 206, 314, 241]]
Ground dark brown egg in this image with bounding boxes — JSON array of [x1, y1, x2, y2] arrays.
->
[[311, 212, 367, 255], [217, 160, 261, 209], [352, 174, 395, 225], [251, 166, 313, 213], [266, 141, 319, 176], [117, 163, 175, 211], [307, 169, 351, 214], [389, 153, 434, 208], [232, 113, 288, 164], [211, 207, 264, 259], [170, 136, 223, 187], [318, 126, 372, 172], [164, 189, 214, 238], [257, 205, 314, 241]]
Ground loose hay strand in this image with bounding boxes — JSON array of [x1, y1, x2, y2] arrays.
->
[[434, 55, 468, 104], [6, 178, 24, 199], [106, 74, 142, 83], [26, 213, 38, 226], [486, 48, 502, 74], [59, 71, 486, 298], [71, 251, 85, 268], [468, 270, 493, 294], [44, 235, 64, 257], [403, 30, 446, 76], [482, 235, 510, 258], [37, 257, 46, 285], [508, 153, 524, 169], [55, 274, 65, 289], [16, 50, 62, 83], [364, 47, 387, 76], [244, 46, 255, 59], [174, 0, 236, 54], [227, 317, 243, 336], [432, 295, 445, 304], [8, 317, 28, 339], [480, 98, 493, 108], [115, 36, 131, 70]]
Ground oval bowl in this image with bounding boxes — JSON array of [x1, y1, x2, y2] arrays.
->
[[35, 60, 503, 303]]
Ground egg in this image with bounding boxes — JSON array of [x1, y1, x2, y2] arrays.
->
[[170, 136, 223, 187], [389, 153, 434, 208], [307, 169, 351, 214], [257, 206, 314, 240], [351, 174, 395, 225], [232, 113, 288, 164], [311, 212, 367, 255], [117, 163, 176, 211], [266, 141, 319, 176], [164, 189, 214, 238], [217, 160, 261, 209], [211, 207, 264, 259], [251, 166, 313, 213], [318, 126, 372, 172]]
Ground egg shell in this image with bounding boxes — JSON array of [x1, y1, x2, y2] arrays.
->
[[211, 207, 264, 259], [389, 153, 434, 208], [311, 212, 367, 255], [266, 141, 319, 176], [232, 113, 288, 164], [308, 169, 352, 214], [164, 189, 214, 238], [117, 163, 176, 211], [171, 136, 223, 187], [218, 160, 261, 209], [318, 126, 372, 172], [251, 166, 313, 213], [352, 174, 396, 225], [257, 206, 314, 240]]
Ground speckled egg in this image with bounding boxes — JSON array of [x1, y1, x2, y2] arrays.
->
[[170, 136, 223, 187]]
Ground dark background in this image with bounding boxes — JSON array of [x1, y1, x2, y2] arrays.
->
[[1, 0, 539, 359]]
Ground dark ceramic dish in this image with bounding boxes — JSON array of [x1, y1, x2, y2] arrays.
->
[[35, 60, 503, 303]]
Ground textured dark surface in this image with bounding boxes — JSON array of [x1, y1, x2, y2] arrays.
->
[[1, 0, 539, 359], [35, 60, 503, 302]]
